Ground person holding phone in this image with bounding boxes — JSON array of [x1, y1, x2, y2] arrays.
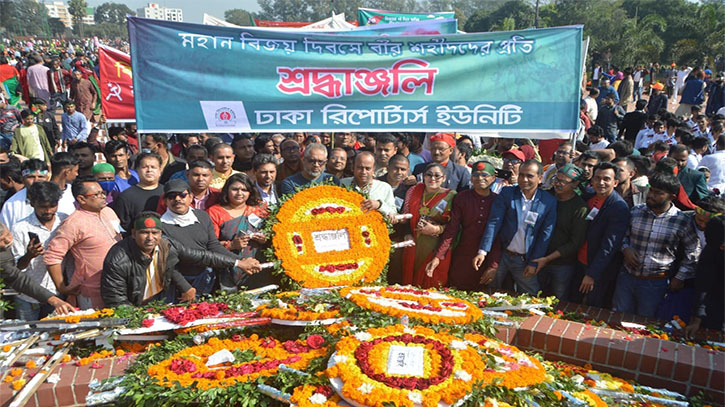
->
[[10, 181, 73, 319]]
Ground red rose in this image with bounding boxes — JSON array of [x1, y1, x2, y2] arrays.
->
[[232, 334, 242, 342], [141, 318, 154, 328], [306, 335, 325, 349]]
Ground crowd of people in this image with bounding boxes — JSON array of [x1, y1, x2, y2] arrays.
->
[[0, 40, 723, 338]]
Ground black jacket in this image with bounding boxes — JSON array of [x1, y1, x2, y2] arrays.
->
[[618, 110, 647, 143], [101, 236, 238, 307], [0, 247, 54, 303]]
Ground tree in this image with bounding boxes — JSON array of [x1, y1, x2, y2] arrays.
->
[[463, 0, 534, 33], [84, 21, 128, 40], [0, 0, 52, 36], [68, 0, 88, 36], [48, 17, 68, 37], [224, 9, 254, 26], [94, 2, 135, 24]]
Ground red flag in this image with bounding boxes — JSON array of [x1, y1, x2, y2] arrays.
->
[[98, 45, 135, 122]]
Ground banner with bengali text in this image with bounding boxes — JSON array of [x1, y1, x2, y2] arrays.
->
[[358, 8, 455, 26], [128, 17, 583, 137], [98, 45, 135, 122]]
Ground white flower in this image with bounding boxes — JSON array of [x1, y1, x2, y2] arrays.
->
[[333, 354, 348, 364], [308, 394, 328, 404], [450, 340, 467, 350], [464, 340, 479, 348], [492, 292, 507, 298], [354, 332, 372, 341], [313, 303, 327, 313], [403, 327, 417, 335], [408, 392, 423, 404], [358, 383, 374, 394], [454, 370, 472, 382]]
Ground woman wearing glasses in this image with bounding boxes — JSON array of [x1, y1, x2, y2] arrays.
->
[[399, 163, 456, 288]]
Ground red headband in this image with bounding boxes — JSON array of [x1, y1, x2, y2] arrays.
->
[[430, 133, 455, 148]]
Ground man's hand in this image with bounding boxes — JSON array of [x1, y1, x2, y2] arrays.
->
[[425, 258, 440, 278], [180, 287, 196, 302], [523, 265, 538, 278], [236, 258, 261, 275], [361, 199, 381, 212], [58, 282, 80, 296], [531, 257, 549, 273], [472, 253, 486, 271], [579, 275, 595, 293], [403, 175, 417, 186], [669, 277, 685, 292], [47, 296, 76, 315], [479, 267, 497, 286], [622, 248, 642, 270], [26, 240, 44, 259], [685, 316, 701, 339]]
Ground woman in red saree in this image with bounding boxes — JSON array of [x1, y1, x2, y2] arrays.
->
[[400, 163, 456, 288]]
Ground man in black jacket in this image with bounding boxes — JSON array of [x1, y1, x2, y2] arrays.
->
[[618, 99, 648, 143], [0, 223, 75, 315], [101, 212, 260, 307]]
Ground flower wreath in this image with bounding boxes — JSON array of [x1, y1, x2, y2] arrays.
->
[[326, 325, 488, 407], [340, 286, 482, 325], [146, 334, 327, 391], [257, 292, 340, 322], [462, 334, 546, 389], [270, 185, 391, 288]]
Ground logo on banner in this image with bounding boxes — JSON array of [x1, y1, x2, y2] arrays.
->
[[215, 107, 237, 127], [106, 82, 123, 101]]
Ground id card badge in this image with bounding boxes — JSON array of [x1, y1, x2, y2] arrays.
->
[[248, 213, 263, 229], [434, 199, 448, 214], [586, 207, 599, 221], [395, 196, 404, 211], [524, 211, 539, 226]]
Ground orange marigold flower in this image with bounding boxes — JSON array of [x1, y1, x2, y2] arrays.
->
[[9, 368, 22, 377], [11, 378, 26, 391], [3, 375, 13, 383], [2, 345, 11, 353], [25, 360, 37, 369]]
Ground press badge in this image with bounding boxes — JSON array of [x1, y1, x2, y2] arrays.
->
[[395, 197, 404, 211], [586, 207, 599, 221], [435, 199, 448, 214], [524, 211, 538, 226], [248, 213, 263, 228]]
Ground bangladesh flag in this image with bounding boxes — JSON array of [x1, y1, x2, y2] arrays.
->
[[0, 65, 21, 106]]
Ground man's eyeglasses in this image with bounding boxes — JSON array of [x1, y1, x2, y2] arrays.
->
[[424, 173, 444, 180], [503, 158, 522, 164], [472, 172, 494, 178], [553, 177, 575, 185], [166, 192, 189, 200], [305, 158, 327, 166], [82, 191, 106, 198]]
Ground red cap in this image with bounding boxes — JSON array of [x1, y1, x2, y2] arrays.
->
[[502, 149, 526, 161], [430, 133, 455, 148]]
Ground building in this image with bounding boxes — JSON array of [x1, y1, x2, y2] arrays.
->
[[45, 1, 72, 28], [137, 3, 183, 22], [44, 2, 94, 28]]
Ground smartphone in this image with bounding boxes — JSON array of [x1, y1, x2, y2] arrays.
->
[[495, 169, 512, 180], [236, 230, 249, 238], [28, 232, 40, 245]]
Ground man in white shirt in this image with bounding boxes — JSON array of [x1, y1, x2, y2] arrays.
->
[[11, 181, 67, 320], [341, 151, 397, 216], [585, 88, 599, 121], [0, 159, 49, 229]]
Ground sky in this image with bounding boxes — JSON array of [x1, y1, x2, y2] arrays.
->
[[85, 0, 261, 24]]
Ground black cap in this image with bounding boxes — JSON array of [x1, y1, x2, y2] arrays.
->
[[163, 179, 190, 195]]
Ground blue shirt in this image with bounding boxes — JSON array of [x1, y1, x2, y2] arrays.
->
[[407, 152, 425, 170], [280, 172, 340, 196], [114, 169, 139, 192], [61, 111, 88, 142]]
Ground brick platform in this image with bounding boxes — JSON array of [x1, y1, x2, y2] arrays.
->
[[2, 311, 723, 406], [1, 355, 136, 407]]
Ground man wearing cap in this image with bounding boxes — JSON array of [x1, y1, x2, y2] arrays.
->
[[61, 101, 88, 147], [413, 133, 470, 192], [491, 148, 525, 194], [93, 162, 121, 205], [473, 160, 557, 295], [0, 159, 49, 229], [11, 109, 52, 163], [427, 161, 501, 291], [647, 83, 668, 116], [45, 177, 123, 309], [531, 164, 588, 300], [158, 179, 257, 296], [102, 212, 260, 307]]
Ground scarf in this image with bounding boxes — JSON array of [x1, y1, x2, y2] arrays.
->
[[160, 208, 199, 227]]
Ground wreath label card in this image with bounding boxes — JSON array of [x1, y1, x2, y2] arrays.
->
[[311, 229, 350, 253], [387, 345, 425, 377]]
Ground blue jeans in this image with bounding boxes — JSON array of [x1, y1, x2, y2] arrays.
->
[[493, 252, 540, 295], [538, 264, 574, 301], [185, 268, 217, 298], [14, 298, 54, 321], [612, 271, 668, 317]]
